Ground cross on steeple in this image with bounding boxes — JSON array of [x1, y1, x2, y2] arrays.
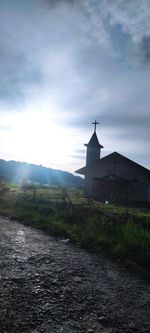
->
[[92, 120, 99, 132]]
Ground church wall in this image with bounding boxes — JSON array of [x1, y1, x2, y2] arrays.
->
[[84, 173, 93, 196], [131, 182, 148, 202], [84, 156, 150, 202], [148, 183, 150, 202]]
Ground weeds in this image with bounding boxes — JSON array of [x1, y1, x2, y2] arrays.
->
[[0, 183, 149, 273]]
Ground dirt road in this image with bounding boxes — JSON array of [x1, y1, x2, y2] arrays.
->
[[0, 216, 149, 333]]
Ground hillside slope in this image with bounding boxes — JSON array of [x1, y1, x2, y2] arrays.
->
[[0, 159, 83, 187]]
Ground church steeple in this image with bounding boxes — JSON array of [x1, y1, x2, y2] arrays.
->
[[85, 121, 103, 166]]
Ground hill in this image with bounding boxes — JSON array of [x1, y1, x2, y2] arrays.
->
[[0, 159, 83, 187]]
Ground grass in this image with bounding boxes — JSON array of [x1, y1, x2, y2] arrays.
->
[[0, 182, 150, 275]]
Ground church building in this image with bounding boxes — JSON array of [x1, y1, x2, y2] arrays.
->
[[76, 121, 150, 204]]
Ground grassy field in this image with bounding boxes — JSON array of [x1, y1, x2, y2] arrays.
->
[[0, 182, 150, 275]]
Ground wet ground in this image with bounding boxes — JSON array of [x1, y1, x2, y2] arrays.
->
[[0, 216, 149, 333]]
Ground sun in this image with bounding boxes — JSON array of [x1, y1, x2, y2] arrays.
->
[[2, 109, 73, 169]]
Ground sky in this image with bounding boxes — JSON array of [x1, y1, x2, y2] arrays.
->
[[0, 0, 150, 173]]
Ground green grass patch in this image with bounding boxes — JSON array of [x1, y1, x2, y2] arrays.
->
[[0, 183, 149, 275]]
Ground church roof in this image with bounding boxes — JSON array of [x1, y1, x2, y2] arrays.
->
[[75, 151, 150, 176], [84, 132, 103, 148]]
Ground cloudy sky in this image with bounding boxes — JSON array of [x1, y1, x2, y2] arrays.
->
[[0, 0, 150, 173]]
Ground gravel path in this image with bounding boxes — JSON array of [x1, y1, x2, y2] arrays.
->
[[0, 216, 149, 333]]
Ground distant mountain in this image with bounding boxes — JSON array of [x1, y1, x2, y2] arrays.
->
[[0, 159, 83, 187]]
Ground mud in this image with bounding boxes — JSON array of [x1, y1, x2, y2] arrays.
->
[[0, 216, 149, 333]]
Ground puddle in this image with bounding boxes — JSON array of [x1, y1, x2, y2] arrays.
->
[[12, 229, 27, 261], [15, 230, 25, 244]]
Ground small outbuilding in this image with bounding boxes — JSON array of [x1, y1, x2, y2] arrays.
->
[[76, 122, 150, 204]]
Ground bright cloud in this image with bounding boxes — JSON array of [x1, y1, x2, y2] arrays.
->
[[0, 0, 149, 172]]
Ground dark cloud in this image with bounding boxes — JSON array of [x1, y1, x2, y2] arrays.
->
[[139, 36, 150, 63], [83, 0, 150, 65], [70, 148, 86, 161], [0, 0, 79, 103], [70, 154, 85, 160], [75, 149, 85, 154]]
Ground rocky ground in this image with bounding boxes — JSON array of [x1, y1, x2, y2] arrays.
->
[[0, 216, 149, 333]]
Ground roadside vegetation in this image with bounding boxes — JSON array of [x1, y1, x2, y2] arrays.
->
[[0, 182, 149, 275]]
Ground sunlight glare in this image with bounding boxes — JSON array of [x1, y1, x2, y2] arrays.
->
[[1, 109, 74, 169]]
